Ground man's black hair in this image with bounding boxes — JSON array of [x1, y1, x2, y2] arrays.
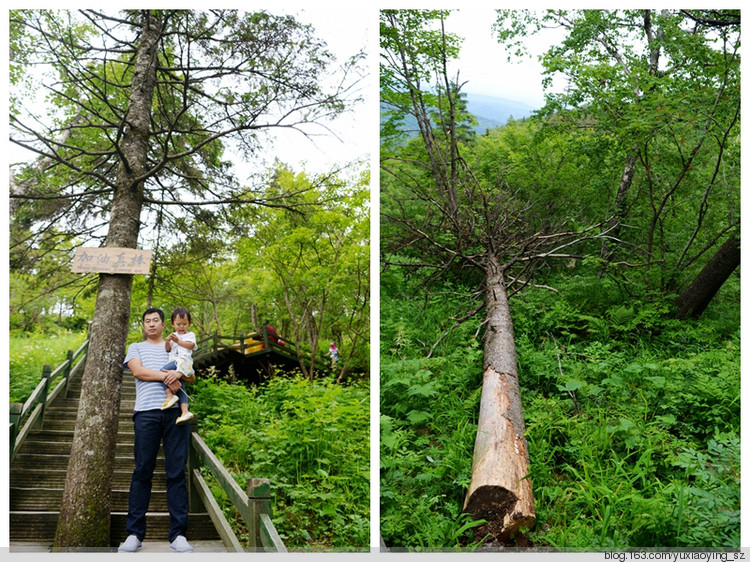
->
[[143, 307, 165, 322]]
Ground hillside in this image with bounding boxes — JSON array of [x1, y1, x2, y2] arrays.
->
[[466, 92, 538, 132], [381, 92, 539, 139]]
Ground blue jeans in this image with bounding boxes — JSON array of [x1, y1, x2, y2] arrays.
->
[[126, 408, 190, 542], [162, 360, 187, 405]]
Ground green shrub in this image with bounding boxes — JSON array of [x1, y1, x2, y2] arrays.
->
[[669, 432, 740, 548], [192, 373, 369, 550], [381, 268, 739, 549], [380, 311, 486, 548]]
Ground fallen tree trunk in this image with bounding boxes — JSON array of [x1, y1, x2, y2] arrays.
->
[[463, 255, 536, 539]]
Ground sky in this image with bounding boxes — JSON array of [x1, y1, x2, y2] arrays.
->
[[250, 6, 377, 175], [277, 6, 561, 170], [446, 8, 564, 108], [448, 8, 543, 105], [4, 6, 377, 178]]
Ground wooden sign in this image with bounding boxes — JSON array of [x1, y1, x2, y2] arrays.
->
[[71, 247, 152, 274]]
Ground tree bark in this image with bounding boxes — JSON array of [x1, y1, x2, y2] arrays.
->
[[600, 150, 638, 263], [54, 11, 162, 548], [463, 254, 536, 539], [675, 233, 740, 319]]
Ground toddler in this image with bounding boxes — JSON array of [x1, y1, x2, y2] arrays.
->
[[160, 307, 197, 425]]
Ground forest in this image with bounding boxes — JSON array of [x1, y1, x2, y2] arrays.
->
[[9, 9, 369, 551], [380, 9, 740, 550]]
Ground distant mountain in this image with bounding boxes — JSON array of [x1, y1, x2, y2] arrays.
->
[[465, 92, 538, 132], [381, 92, 539, 141]]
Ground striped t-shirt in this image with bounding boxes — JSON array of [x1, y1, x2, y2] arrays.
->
[[123, 340, 173, 413]]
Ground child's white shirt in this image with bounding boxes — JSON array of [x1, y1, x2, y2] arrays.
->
[[168, 331, 197, 361]]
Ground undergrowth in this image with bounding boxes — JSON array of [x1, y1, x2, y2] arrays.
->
[[380, 266, 740, 549], [191, 372, 370, 551], [9, 329, 88, 403]]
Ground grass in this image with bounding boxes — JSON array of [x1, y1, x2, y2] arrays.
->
[[379, 266, 740, 549], [9, 329, 88, 403], [191, 371, 370, 551]]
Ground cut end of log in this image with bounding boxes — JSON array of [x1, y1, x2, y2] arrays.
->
[[464, 484, 517, 519], [464, 485, 536, 539]]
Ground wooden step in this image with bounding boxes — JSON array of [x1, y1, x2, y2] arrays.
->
[[12, 453, 162, 471], [18, 428, 136, 441], [10, 539, 230, 553], [10, 488, 172, 511], [10, 369, 222, 545], [36, 419, 136, 432], [45, 399, 136, 412], [12, 439, 137, 457], [9, 511, 221, 545], [11, 469, 136, 488]]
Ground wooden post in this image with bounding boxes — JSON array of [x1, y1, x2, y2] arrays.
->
[[62, 350, 74, 398], [38, 365, 51, 429], [247, 478, 271, 550], [9, 402, 23, 459]]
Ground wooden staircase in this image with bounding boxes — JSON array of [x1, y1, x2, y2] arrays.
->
[[9, 371, 221, 548]]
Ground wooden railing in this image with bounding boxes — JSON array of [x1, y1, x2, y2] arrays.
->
[[195, 324, 300, 363], [9, 338, 89, 461], [188, 432, 287, 552]]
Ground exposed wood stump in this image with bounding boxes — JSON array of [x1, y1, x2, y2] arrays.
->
[[463, 366, 536, 539]]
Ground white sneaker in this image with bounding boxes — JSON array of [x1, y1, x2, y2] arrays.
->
[[175, 412, 196, 425], [118, 534, 142, 552], [161, 395, 179, 410], [170, 535, 193, 553]]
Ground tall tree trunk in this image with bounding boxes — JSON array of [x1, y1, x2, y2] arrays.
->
[[463, 254, 536, 539], [675, 234, 740, 319], [600, 150, 638, 263], [54, 11, 162, 548]]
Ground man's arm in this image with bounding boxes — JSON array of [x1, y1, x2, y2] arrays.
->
[[127, 358, 183, 391]]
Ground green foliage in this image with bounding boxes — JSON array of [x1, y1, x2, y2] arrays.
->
[[191, 373, 369, 550], [670, 434, 740, 547], [9, 330, 88, 403], [380, 270, 487, 548], [380, 7, 739, 552], [467, 120, 620, 235], [11, 9, 366, 377], [380, 352, 484, 548], [380, 10, 468, 149], [500, 10, 740, 293], [9, 233, 96, 333], [514, 272, 739, 549], [381, 265, 739, 549], [229, 161, 370, 377]]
